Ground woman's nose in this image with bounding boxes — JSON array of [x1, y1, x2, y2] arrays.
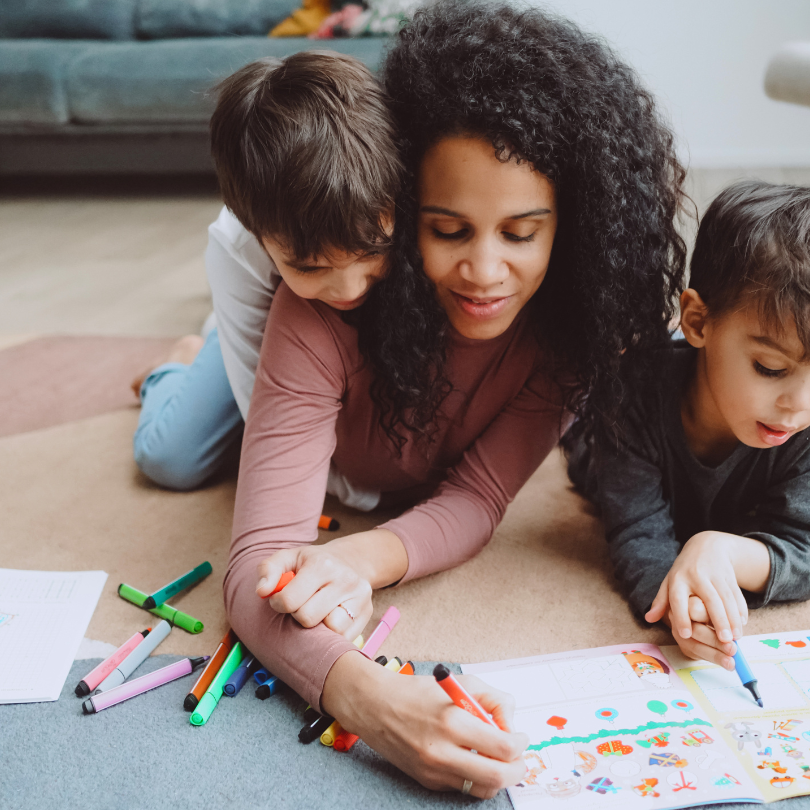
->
[[457, 237, 510, 289]]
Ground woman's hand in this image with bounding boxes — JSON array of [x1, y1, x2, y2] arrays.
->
[[645, 531, 748, 646], [322, 652, 529, 799], [256, 545, 374, 640]]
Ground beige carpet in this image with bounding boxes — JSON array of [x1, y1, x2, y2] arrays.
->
[[2, 337, 810, 664]]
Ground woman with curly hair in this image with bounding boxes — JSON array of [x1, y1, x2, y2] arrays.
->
[[225, 0, 687, 796]]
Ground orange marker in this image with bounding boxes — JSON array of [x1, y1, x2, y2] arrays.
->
[[334, 660, 415, 752], [183, 629, 237, 711], [433, 663, 498, 727], [318, 514, 340, 531]]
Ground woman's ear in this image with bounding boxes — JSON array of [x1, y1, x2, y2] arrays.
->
[[679, 289, 710, 348]]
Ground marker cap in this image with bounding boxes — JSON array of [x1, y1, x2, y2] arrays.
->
[[190, 691, 218, 726]]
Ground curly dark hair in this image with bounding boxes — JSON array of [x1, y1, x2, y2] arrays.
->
[[355, 0, 688, 447]]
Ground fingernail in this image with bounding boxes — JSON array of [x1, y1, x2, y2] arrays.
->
[[725, 658, 735, 670], [719, 630, 732, 642], [257, 577, 269, 592]]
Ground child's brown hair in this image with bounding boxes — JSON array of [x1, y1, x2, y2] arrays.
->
[[690, 180, 810, 354], [210, 51, 401, 260]]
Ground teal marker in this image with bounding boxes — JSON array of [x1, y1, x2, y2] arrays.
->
[[143, 561, 212, 609], [190, 641, 243, 726]]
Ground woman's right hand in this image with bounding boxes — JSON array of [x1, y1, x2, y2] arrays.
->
[[322, 651, 529, 799]]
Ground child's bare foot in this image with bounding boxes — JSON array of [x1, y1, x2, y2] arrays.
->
[[131, 335, 206, 398]]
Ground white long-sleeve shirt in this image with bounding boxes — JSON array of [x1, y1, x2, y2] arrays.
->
[[204, 206, 380, 511]]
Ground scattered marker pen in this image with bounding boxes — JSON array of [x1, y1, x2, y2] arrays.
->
[[733, 645, 764, 707], [433, 663, 498, 727], [360, 606, 400, 659], [184, 629, 237, 711], [95, 620, 172, 693], [254, 668, 281, 700], [142, 561, 212, 609], [75, 628, 150, 696], [190, 641, 244, 726], [118, 583, 203, 634], [318, 515, 340, 531], [223, 653, 256, 697], [82, 656, 208, 714]]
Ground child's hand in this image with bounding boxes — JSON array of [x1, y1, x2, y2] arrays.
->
[[669, 595, 736, 669], [256, 545, 373, 641], [645, 530, 748, 647]]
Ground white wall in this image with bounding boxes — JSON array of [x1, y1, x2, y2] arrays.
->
[[533, 0, 810, 167]]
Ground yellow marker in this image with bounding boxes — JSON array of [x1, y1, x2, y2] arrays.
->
[[321, 720, 342, 747], [352, 635, 364, 648], [384, 657, 403, 672]]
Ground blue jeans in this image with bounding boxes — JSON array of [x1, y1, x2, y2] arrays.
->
[[133, 328, 244, 490]]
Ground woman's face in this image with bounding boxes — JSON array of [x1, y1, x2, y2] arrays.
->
[[418, 135, 557, 340]]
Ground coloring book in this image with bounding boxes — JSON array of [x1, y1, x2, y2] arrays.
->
[[462, 630, 810, 808]]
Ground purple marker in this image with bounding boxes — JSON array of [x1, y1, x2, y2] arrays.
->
[[82, 656, 208, 714]]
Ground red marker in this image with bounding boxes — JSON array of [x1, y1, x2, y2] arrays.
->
[[318, 515, 340, 531], [261, 571, 295, 598], [334, 661, 415, 752], [433, 663, 498, 727]]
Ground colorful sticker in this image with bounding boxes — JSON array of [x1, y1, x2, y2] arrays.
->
[[667, 770, 697, 792], [587, 777, 619, 795], [632, 778, 660, 797]]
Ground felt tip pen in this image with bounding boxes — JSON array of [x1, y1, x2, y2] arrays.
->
[[733, 645, 764, 707], [142, 561, 212, 609], [318, 515, 340, 531], [433, 663, 498, 727], [118, 583, 204, 634], [75, 628, 150, 696], [254, 668, 281, 700], [360, 606, 400, 659], [223, 652, 257, 697], [190, 641, 244, 726], [82, 656, 208, 714], [334, 660, 414, 752], [95, 620, 172, 693], [184, 629, 237, 711]]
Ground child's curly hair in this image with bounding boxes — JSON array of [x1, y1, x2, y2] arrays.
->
[[355, 0, 689, 447]]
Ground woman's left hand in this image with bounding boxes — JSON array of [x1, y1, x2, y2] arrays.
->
[[256, 545, 373, 640]]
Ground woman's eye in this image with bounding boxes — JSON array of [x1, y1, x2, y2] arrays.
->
[[754, 360, 787, 378], [432, 228, 467, 240], [503, 231, 536, 243]]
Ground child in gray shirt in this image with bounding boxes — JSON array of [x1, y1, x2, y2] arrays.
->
[[568, 179, 810, 672]]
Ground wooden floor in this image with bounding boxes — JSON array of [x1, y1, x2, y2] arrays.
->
[[1, 168, 808, 339]]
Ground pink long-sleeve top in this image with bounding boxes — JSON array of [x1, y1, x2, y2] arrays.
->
[[225, 282, 570, 709]]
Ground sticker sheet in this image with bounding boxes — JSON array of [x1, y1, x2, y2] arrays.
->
[[668, 629, 810, 802], [463, 644, 760, 809]]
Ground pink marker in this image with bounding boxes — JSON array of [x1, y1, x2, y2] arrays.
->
[[75, 629, 151, 697], [360, 607, 400, 659], [82, 656, 208, 714]]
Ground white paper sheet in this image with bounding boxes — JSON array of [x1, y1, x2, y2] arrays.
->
[[0, 568, 107, 703]]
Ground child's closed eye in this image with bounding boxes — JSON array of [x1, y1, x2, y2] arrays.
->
[[754, 360, 787, 378]]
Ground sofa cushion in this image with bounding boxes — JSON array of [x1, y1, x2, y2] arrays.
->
[[0, 41, 92, 125], [0, 0, 137, 40], [65, 37, 389, 124], [135, 0, 299, 39]]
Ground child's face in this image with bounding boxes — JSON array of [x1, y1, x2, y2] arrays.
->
[[417, 135, 557, 340], [682, 291, 810, 449], [261, 238, 388, 311]]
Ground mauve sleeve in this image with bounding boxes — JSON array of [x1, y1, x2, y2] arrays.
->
[[223, 283, 358, 711], [382, 365, 572, 583]]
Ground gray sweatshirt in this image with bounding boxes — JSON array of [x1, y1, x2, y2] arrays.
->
[[567, 342, 810, 619]]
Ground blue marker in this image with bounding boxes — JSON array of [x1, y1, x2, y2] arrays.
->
[[733, 645, 763, 707], [223, 652, 257, 697], [253, 667, 281, 700]]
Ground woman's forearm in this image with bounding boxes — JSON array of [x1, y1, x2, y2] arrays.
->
[[327, 529, 410, 589]]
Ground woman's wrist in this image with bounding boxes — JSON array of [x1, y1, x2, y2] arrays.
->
[[328, 529, 409, 589], [321, 649, 384, 725]]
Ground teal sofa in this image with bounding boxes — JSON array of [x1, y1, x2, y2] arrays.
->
[[0, 0, 389, 174]]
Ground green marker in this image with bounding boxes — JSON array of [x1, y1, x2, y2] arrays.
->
[[143, 561, 213, 609], [118, 583, 204, 634], [190, 641, 244, 726]]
